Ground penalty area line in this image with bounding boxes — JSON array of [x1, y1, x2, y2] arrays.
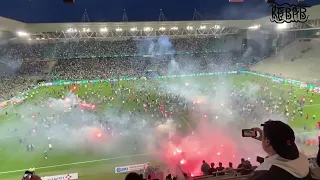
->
[[0, 153, 151, 175]]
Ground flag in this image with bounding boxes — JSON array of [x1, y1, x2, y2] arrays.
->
[[265, 0, 275, 3], [64, 0, 75, 4]]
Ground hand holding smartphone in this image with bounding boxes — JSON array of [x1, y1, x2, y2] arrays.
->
[[242, 129, 257, 138], [242, 128, 263, 141], [256, 156, 264, 164]]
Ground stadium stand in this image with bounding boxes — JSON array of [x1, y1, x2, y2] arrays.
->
[[0, 38, 227, 60], [0, 37, 244, 99], [251, 39, 320, 85]]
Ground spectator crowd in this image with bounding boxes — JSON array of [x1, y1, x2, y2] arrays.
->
[[0, 37, 249, 100]]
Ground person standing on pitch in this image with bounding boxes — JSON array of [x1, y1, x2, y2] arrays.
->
[[44, 150, 48, 160]]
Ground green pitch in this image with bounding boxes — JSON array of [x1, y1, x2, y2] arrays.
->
[[0, 74, 319, 180]]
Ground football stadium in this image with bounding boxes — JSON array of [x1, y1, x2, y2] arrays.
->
[[1, 2, 320, 180]]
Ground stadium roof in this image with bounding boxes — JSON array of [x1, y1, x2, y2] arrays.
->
[[1, 5, 320, 39], [0, 16, 26, 32], [1, 17, 256, 32], [26, 20, 254, 33]]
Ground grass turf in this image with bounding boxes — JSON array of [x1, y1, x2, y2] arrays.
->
[[0, 74, 319, 180]]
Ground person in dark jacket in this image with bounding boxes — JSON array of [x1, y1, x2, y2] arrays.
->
[[237, 158, 245, 169], [201, 160, 210, 175], [208, 163, 216, 175], [248, 120, 312, 180], [216, 162, 225, 176]]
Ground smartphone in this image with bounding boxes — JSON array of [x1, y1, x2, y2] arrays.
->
[[256, 156, 264, 164], [242, 129, 257, 137]]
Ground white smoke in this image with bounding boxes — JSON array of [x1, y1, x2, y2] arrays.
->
[[156, 118, 177, 139]]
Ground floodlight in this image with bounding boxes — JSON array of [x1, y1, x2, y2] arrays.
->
[[159, 27, 166, 31], [82, 28, 90, 32], [143, 27, 152, 32], [66, 28, 77, 33], [248, 25, 260, 30], [130, 27, 137, 31], [100, 28, 108, 32], [186, 26, 193, 30], [277, 23, 288, 30], [214, 25, 221, 29], [115, 28, 122, 32], [17, 31, 29, 37], [170, 27, 178, 30], [199, 25, 206, 30]]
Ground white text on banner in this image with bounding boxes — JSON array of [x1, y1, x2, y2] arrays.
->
[[115, 163, 148, 173], [42, 173, 78, 180]]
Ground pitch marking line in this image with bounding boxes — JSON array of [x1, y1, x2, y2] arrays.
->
[[181, 116, 193, 131], [303, 103, 320, 107], [1, 115, 16, 121], [0, 135, 17, 139], [0, 153, 151, 175]]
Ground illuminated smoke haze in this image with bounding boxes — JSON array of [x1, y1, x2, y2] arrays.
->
[[135, 37, 297, 176], [0, 34, 317, 179]]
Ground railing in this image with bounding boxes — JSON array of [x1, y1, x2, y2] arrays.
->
[[192, 169, 251, 180]]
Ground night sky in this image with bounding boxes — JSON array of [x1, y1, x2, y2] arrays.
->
[[0, 0, 319, 23]]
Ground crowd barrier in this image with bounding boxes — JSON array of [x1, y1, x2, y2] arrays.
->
[[191, 158, 319, 180], [192, 168, 251, 180]]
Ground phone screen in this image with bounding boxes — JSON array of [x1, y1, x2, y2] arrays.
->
[[242, 129, 257, 137]]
